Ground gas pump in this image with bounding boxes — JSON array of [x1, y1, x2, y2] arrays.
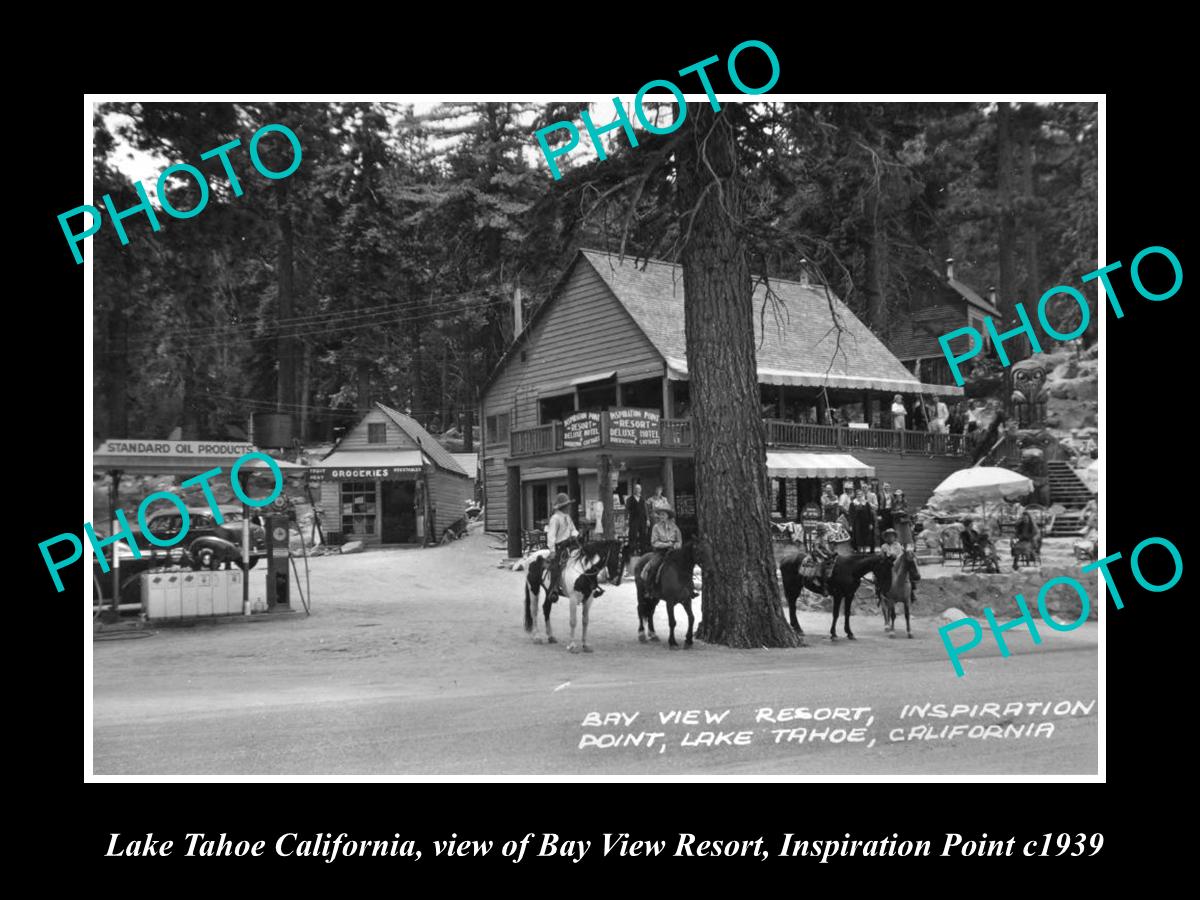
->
[[265, 498, 291, 610]]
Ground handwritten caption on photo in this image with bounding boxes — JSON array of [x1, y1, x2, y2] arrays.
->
[[577, 700, 1094, 750], [104, 830, 1104, 862]]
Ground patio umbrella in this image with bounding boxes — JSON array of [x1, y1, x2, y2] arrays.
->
[[930, 466, 1034, 507]]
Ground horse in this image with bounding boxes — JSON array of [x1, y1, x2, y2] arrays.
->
[[631, 541, 699, 649], [879, 547, 921, 638], [523, 539, 624, 653], [779, 550, 891, 641]]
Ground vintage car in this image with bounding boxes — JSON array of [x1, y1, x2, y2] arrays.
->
[[91, 505, 267, 606]]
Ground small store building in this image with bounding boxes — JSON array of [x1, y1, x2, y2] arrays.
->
[[310, 403, 471, 547]]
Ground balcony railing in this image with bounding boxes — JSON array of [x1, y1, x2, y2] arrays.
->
[[509, 411, 974, 459]]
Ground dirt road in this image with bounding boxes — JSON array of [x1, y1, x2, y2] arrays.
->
[[91, 534, 1098, 776]]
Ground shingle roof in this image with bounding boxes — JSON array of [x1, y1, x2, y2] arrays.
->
[[580, 250, 959, 396], [374, 403, 469, 477]]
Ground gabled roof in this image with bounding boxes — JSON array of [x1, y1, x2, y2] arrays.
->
[[374, 403, 469, 477], [579, 250, 958, 395], [949, 278, 1000, 316], [483, 249, 962, 398]]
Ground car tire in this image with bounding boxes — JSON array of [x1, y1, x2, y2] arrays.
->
[[236, 556, 260, 571]]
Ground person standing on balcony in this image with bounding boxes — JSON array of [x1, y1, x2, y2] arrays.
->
[[932, 398, 950, 434], [891, 395, 907, 430], [625, 481, 649, 555]]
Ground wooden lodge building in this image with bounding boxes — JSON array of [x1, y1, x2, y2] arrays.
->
[[310, 402, 472, 547], [889, 258, 1000, 386], [480, 250, 968, 554]]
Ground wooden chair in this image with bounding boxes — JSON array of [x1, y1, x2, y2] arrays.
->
[[940, 528, 964, 565]]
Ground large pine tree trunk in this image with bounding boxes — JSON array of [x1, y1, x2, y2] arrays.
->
[[996, 103, 1021, 358], [676, 105, 801, 649], [277, 187, 297, 415], [107, 307, 129, 437], [1018, 116, 1041, 301], [865, 190, 889, 332]]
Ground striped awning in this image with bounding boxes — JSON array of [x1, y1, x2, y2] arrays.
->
[[665, 357, 963, 397], [766, 451, 875, 478]]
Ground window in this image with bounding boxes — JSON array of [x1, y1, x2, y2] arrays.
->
[[341, 480, 378, 535], [368, 423, 386, 444], [485, 412, 510, 446], [539, 393, 575, 424]]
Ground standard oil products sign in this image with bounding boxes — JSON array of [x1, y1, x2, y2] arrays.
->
[[562, 411, 601, 449], [608, 408, 661, 446]]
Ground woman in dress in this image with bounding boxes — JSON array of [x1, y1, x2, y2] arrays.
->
[[891, 394, 907, 430], [850, 488, 874, 551]]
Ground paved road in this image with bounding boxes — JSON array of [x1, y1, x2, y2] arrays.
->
[[91, 538, 1098, 776]]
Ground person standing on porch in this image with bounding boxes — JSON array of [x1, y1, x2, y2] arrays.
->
[[625, 481, 649, 555], [820, 482, 840, 522], [878, 481, 894, 532], [850, 488, 874, 551], [891, 395, 907, 430], [648, 484, 671, 515]]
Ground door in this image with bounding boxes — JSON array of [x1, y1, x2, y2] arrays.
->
[[380, 481, 417, 543]]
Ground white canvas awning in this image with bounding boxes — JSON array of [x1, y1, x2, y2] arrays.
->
[[766, 452, 875, 478], [665, 357, 963, 397]]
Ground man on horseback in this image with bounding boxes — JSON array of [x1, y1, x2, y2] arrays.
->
[[639, 504, 686, 598], [546, 492, 604, 601], [796, 522, 839, 593]]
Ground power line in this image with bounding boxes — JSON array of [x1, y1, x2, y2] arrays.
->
[[111, 286, 509, 342], [100, 299, 509, 355]]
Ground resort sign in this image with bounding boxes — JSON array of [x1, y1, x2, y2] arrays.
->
[[608, 408, 661, 446], [562, 411, 602, 449]]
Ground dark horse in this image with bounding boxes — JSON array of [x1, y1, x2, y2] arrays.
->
[[780, 550, 891, 641], [631, 542, 699, 649], [523, 539, 624, 652], [878, 547, 921, 638]]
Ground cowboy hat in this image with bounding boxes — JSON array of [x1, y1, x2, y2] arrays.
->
[[553, 492, 574, 510]]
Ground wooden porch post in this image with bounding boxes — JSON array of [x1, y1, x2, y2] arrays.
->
[[777, 384, 786, 419], [567, 466, 581, 526], [506, 463, 522, 558], [661, 457, 675, 503], [598, 454, 614, 538]]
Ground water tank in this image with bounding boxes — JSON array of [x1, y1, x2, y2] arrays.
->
[[252, 412, 294, 449]]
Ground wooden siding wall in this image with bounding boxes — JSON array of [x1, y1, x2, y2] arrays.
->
[[336, 407, 421, 452], [854, 450, 968, 510], [428, 468, 473, 539], [482, 258, 664, 532], [319, 469, 471, 545]]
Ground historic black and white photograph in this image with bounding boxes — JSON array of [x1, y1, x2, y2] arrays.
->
[[85, 96, 1100, 776]]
